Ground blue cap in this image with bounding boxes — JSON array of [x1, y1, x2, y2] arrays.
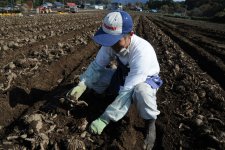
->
[[93, 11, 133, 47]]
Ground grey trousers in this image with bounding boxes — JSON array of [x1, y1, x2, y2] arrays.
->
[[89, 68, 160, 121]]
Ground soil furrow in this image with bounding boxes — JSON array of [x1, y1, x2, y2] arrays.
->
[[143, 15, 225, 150], [0, 19, 101, 67], [150, 16, 225, 90], [150, 16, 225, 62]]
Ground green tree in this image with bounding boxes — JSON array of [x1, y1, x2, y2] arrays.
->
[[161, 4, 169, 13], [185, 0, 225, 16], [148, 0, 173, 9], [0, 0, 7, 7]]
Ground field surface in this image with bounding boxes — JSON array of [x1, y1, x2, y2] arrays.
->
[[0, 11, 224, 150]]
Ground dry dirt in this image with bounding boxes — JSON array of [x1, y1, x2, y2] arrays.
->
[[0, 11, 224, 150]]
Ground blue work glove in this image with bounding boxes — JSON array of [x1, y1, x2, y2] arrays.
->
[[89, 117, 109, 135], [66, 81, 86, 100]]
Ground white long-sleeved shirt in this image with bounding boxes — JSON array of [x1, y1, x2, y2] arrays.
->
[[95, 34, 160, 92]]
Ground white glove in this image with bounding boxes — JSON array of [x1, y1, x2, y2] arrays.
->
[[89, 117, 109, 135], [67, 81, 87, 100]]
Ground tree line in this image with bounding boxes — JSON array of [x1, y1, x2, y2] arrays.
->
[[1, 0, 225, 17], [146, 0, 225, 17]]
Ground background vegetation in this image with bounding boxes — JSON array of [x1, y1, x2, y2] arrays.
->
[[1, 0, 225, 18]]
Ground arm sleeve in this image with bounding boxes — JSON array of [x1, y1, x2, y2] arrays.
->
[[101, 90, 132, 122], [80, 46, 111, 88], [95, 46, 111, 67]]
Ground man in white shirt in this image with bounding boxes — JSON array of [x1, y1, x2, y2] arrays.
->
[[67, 11, 162, 150]]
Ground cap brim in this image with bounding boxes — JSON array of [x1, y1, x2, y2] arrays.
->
[[92, 28, 123, 47]]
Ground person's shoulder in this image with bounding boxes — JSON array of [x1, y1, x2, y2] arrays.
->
[[99, 46, 112, 53], [98, 46, 113, 56], [100, 46, 111, 51], [131, 35, 154, 51]]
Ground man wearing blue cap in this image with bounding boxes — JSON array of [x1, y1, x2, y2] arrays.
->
[[67, 11, 162, 150]]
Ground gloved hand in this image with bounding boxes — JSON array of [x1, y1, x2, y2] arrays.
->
[[89, 117, 109, 135], [66, 81, 87, 100]]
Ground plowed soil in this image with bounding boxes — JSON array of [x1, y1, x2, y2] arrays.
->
[[0, 11, 224, 150]]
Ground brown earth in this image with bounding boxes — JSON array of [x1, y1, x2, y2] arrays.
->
[[0, 11, 224, 150]]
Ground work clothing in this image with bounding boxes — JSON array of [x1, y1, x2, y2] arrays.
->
[[80, 34, 161, 122]]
